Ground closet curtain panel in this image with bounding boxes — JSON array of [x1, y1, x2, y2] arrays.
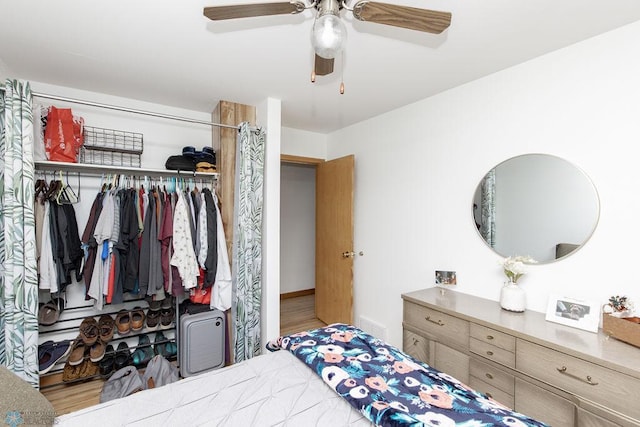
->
[[0, 79, 39, 387], [232, 123, 265, 363]]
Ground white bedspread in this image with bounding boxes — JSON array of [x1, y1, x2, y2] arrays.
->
[[56, 350, 373, 426]]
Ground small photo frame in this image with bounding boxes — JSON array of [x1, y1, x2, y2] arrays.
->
[[545, 294, 599, 333], [435, 270, 457, 286]]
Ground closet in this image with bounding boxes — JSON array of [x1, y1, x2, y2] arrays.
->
[[33, 92, 228, 394]]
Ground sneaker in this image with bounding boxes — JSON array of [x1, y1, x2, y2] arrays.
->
[[146, 309, 161, 330], [160, 307, 175, 327], [39, 340, 72, 374]]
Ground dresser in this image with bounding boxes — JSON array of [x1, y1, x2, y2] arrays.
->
[[402, 288, 640, 427]]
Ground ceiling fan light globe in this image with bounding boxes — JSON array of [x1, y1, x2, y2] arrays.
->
[[311, 14, 347, 59]]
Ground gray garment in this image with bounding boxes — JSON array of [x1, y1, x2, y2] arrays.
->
[[147, 191, 163, 296], [138, 191, 153, 296], [110, 189, 122, 244]]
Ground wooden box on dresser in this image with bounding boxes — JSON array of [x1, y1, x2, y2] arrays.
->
[[402, 288, 640, 427]]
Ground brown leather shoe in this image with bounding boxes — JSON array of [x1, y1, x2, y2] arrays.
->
[[131, 307, 146, 332], [115, 310, 131, 335], [79, 317, 99, 345], [98, 314, 115, 342]]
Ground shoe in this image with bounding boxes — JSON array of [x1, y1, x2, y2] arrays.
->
[[62, 361, 82, 382], [131, 307, 146, 332], [160, 298, 173, 311], [160, 307, 175, 327], [79, 317, 99, 345], [165, 341, 177, 360], [98, 314, 115, 342], [148, 300, 161, 312], [68, 337, 87, 366], [153, 332, 167, 357], [39, 340, 72, 374], [115, 310, 131, 335], [99, 344, 115, 377], [114, 341, 132, 370], [78, 359, 99, 379], [38, 299, 62, 326], [132, 334, 154, 367], [89, 338, 106, 362], [146, 309, 161, 330]]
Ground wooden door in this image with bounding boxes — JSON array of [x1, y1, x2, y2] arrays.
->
[[315, 155, 355, 324]]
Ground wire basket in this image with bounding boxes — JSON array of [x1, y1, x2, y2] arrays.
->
[[83, 126, 143, 154], [79, 146, 141, 168]]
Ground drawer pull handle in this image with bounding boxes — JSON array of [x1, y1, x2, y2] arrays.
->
[[425, 316, 444, 326], [486, 351, 494, 356], [556, 366, 599, 386], [485, 373, 494, 380], [486, 335, 494, 340]]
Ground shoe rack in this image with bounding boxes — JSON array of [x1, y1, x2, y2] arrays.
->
[[38, 292, 178, 388]]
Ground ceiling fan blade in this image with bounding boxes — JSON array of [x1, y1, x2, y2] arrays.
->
[[204, 1, 306, 21], [352, 1, 451, 34], [314, 55, 334, 76]]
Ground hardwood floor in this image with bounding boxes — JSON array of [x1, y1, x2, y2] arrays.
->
[[42, 294, 325, 416], [280, 293, 326, 336]]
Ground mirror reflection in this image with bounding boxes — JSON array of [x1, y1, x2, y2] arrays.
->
[[473, 154, 600, 264]]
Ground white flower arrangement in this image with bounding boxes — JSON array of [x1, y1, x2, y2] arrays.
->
[[501, 255, 537, 284]]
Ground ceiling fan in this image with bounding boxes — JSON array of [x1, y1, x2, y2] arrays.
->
[[203, 0, 451, 86]]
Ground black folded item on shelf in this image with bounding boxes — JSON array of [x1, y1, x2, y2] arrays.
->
[[165, 155, 197, 172]]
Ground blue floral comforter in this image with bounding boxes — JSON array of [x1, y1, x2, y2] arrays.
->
[[267, 324, 548, 427]]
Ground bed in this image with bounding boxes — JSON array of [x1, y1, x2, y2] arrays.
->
[[56, 324, 548, 426]]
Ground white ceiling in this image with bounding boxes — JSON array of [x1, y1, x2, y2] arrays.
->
[[2, 1, 640, 133]]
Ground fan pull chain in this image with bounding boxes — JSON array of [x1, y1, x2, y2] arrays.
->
[[311, 69, 316, 83], [339, 51, 345, 94]]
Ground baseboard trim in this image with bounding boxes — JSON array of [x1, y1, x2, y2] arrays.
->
[[280, 289, 315, 300]]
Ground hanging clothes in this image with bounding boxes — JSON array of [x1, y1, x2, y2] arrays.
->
[[210, 190, 231, 312], [170, 190, 199, 290], [81, 191, 104, 299], [202, 188, 218, 288]]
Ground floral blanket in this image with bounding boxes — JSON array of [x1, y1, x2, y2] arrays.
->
[[267, 324, 548, 427]]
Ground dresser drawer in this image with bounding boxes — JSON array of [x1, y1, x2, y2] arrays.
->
[[517, 339, 640, 420], [469, 358, 514, 395], [403, 301, 469, 351], [470, 337, 515, 368], [402, 329, 430, 365], [469, 376, 514, 409], [470, 323, 515, 352]]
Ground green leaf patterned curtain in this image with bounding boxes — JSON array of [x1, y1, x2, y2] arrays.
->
[[232, 123, 265, 363], [0, 79, 39, 387]]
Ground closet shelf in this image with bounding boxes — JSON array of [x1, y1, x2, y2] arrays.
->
[[35, 160, 218, 179]]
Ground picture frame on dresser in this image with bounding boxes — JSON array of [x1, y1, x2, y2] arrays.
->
[[545, 294, 599, 333]]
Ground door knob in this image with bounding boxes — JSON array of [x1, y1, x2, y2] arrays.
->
[[342, 251, 364, 258]]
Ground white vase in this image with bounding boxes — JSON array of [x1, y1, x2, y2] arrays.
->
[[500, 282, 526, 312]]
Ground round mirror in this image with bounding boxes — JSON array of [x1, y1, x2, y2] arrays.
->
[[472, 154, 600, 264]]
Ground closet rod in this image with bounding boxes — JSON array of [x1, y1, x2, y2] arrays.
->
[[32, 92, 239, 129], [1, 85, 243, 130]]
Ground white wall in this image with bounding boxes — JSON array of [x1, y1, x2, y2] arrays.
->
[[280, 163, 316, 294], [281, 127, 327, 158], [327, 21, 640, 348]]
